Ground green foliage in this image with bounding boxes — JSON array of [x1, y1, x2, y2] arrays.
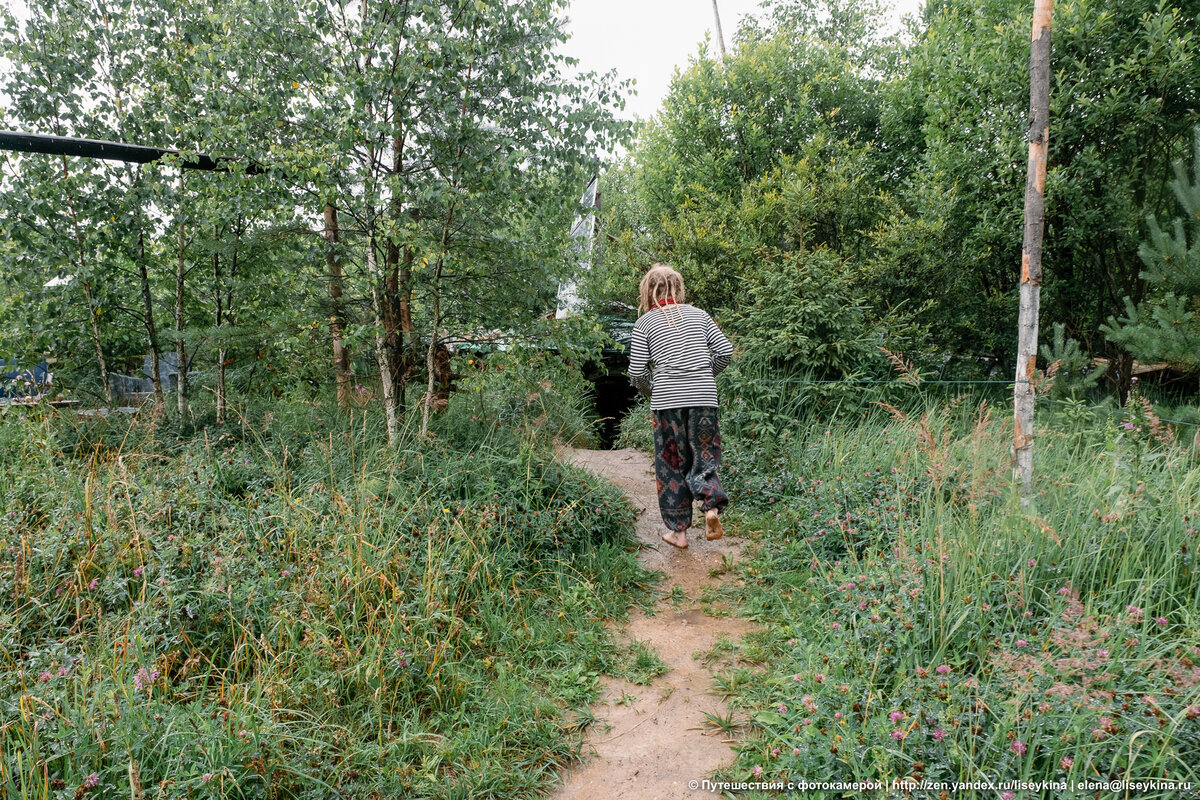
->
[[712, 400, 1200, 795], [615, 396, 653, 452], [0, 394, 652, 798], [873, 0, 1200, 372], [443, 317, 612, 448], [1040, 322, 1105, 400], [1103, 129, 1200, 372], [726, 248, 890, 379], [0, 0, 631, 424]]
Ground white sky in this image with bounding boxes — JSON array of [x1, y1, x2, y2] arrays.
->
[[561, 0, 926, 123]]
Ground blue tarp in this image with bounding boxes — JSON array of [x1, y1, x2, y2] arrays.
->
[[1, 359, 53, 398]]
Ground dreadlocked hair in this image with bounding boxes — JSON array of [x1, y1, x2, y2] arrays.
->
[[638, 263, 687, 325]]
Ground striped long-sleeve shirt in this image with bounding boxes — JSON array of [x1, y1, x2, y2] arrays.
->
[[628, 303, 733, 410]]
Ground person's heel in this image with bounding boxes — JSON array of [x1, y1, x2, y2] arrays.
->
[[705, 509, 724, 541]]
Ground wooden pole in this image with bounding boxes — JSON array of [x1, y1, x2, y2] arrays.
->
[[1013, 0, 1053, 503], [711, 0, 726, 57]]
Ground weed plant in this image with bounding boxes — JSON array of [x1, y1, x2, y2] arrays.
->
[[0, 374, 653, 797], [713, 385, 1200, 798], [615, 398, 653, 452]]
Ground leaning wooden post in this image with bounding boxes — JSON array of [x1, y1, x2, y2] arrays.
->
[[1014, 0, 1053, 504]]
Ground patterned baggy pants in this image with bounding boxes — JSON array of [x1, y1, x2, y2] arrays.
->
[[651, 406, 728, 532]]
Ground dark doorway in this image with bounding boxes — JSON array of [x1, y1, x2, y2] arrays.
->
[[587, 352, 638, 449]]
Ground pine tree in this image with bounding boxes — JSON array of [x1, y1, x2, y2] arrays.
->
[[1103, 129, 1200, 371]]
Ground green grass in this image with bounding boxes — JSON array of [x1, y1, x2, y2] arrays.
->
[[0, 394, 655, 799], [713, 395, 1200, 798]]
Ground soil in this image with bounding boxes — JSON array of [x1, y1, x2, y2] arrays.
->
[[550, 446, 758, 800]]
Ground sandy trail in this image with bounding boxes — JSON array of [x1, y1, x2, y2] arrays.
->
[[551, 447, 757, 800]]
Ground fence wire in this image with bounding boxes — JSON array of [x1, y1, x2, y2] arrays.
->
[[722, 376, 1200, 429]]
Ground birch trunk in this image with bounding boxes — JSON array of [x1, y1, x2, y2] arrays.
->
[[368, 216, 401, 445], [136, 229, 164, 410], [325, 203, 353, 408], [174, 175, 189, 417], [212, 223, 227, 424], [1013, 0, 1054, 503]]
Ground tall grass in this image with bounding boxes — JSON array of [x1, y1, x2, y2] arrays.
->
[[712, 384, 1200, 797], [0, 388, 653, 799]]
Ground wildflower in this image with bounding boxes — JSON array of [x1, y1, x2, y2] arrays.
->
[[156, 577, 167, 586], [1092, 727, 1107, 740], [132, 667, 160, 692], [1060, 756, 1074, 770], [752, 765, 763, 779], [1058, 586, 1070, 596], [57, 666, 69, 677], [770, 747, 780, 758], [889, 710, 904, 723], [831, 622, 841, 631], [201, 773, 214, 783], [83, 774, 99, 788], [793, 673, 803, 682], [1002, 793, 1015, 800], [1011, 740, 1027, 755], [787, 638, 796, 646], [936, 665, 951, 675], [834, 712, 843, 720], [777, 704, 788, 714], [1155, 616, 1168, 626], [281, 570, 291, 578], [1037, 701, 1051, 713], [1125, 605, 1144, 622], [1123, 423, 1135, 430], [1185, 705, 1200, 720], [915, 666, 929, 678], [88, 579, 99, 590], [39, 671, 52, 682], [982, 603, 991, 611], [1016, 639, 1028, 648], [814, 673, 825, 683], [931, 729, 946, 741], [792, 748, 801, 756], [1022, 611, 1033, 618], [891, 729, 905, 741], [1027, 559, 1036, 567], [133, 567, 143, 578]]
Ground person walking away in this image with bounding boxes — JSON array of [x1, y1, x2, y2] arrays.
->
[[628, 264, 733, 549]]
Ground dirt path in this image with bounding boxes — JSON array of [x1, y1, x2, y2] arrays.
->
[[551, 447, 757, 800]]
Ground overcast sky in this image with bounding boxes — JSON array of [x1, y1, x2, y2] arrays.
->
[[561, 0, 926, 123]]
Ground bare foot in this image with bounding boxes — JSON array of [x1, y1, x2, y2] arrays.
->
[[705, 509, 724, 541], [661, 530, 688, 549]]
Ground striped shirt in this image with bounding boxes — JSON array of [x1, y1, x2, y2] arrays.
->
[[628, 303, 733, 410]]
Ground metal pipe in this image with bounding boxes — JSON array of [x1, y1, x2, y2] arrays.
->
[[0, 129, 265, 173]]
